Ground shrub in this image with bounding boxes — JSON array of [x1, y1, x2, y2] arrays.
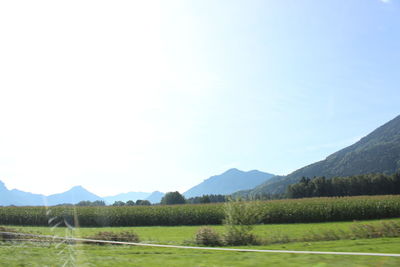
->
[[222, 198, 261, 246], [223, 226, 259, 246], [379, 221, 400, 237], [195, 226, 222, 246], [350, 221, 400, 239], [85, 231, 140, 245], [0, 226, 19, 241]]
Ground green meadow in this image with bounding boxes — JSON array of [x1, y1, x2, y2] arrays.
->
[[2, 218, 400, 266], [5, 217, 400, 245], [1, 237, 400, 266]]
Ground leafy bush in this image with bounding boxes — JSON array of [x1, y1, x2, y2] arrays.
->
[[350, 221, 400, 239], [85, 231, 140, 245], [194, 226, 222, 246], [0, 226, 19, 241], [223, 227, 259, 246], [222, 199, 261, 246], [299, 221, 400, 243]]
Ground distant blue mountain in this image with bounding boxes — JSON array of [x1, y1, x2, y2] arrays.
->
[[103, 192, 152, 204], [183, 168, 274, 198], [0, 181, 44, 206], [45, 185, 103, 206], [145, 191, 164, 204], [0, 180, 165, 206], [9, 189, 44, 206], [0, 168, 273, 205], [0, 182, 102, 206], [0, 180, 162, 206]]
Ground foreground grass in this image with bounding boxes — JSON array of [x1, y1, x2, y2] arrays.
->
[[6, 217, 400, 245], [1, 238, 400, 266]]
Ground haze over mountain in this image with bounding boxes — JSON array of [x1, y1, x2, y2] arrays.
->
[[1, 168, 276, 205], [0, 182, 165, 206], [0, 183, 100, 206], [245, 114, 400, 196], [184, 168, 274, 198]]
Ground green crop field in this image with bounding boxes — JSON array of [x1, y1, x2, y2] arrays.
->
[[1, 195, 399, 227]]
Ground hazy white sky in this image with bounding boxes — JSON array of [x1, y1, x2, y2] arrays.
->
[[1, 0, 399, 196]]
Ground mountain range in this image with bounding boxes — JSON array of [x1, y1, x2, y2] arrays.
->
[[0, 180, 44, 206], [0, 168, 273, 206], [243, 114, 400, 197], [1, 114, 399, 205], [183, 168, 274, 198], [0, 182, 165, 206]]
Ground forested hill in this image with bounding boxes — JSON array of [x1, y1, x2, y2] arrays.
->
[[248, 114, 400, 196]]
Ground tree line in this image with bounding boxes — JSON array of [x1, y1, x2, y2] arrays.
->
[[286, 172, 400, 198], [72, 193, 228, 206], [160, 191, 227, 205], [75, 199, 151, 206]]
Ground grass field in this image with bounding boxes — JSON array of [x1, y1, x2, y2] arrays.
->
[[1, 238, 400, 266], [7, 217, 400, 245], [1, 218, 400, 266]]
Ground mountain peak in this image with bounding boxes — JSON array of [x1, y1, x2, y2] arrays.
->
[[0, 180, 7, 191], [184, 169, 274, 198], [224, 168, 241, 174], [71, 185, 84, 189], [68, 185, 88, 192]]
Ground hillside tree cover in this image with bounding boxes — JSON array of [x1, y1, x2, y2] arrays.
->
[[186, 194, 227, 204], [287, 173, 400, 198], [112, 200, 151, 206], [76, 200, 106, 206]]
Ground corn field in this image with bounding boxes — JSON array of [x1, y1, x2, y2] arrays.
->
[[0, 195, 399, 227]]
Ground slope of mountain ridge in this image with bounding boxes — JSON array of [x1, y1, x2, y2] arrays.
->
[[183, 168, 274, 198], [248, 115, 400, 196]]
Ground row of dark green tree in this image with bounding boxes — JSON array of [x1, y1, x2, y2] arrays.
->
[[112, 199, 151, 206], [286, 172, 400, 198], [73, 193, 228, 206], [160, 191, 227, 205], [186, 194, 227, 204], [75, 200, 151, 206]]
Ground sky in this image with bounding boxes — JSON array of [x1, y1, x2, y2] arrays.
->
[[0, 0, 399, 196]]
